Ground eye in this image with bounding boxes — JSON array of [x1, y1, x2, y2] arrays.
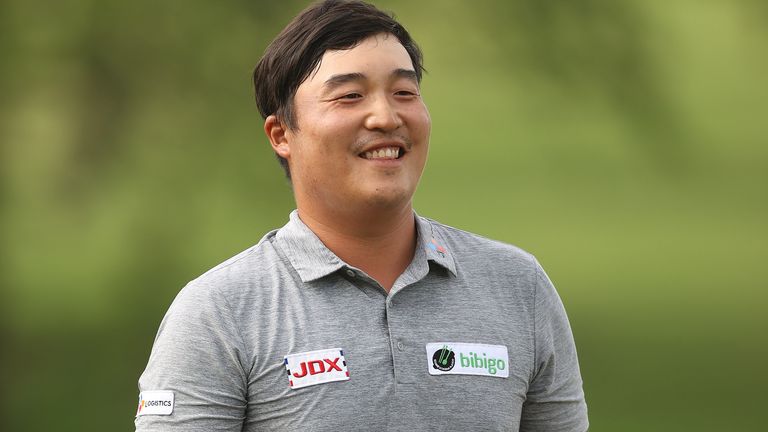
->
[[395, 90, 419, 97], [339, 93, 363, 100]]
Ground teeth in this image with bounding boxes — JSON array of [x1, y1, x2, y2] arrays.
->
[[363, 146, 401, 160]]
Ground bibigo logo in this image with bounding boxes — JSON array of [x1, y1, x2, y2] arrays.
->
[[427, 342, 509, 378]]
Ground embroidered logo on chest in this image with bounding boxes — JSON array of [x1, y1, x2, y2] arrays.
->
[[426, 342, 509, 378], [284, 348, 349, 389]]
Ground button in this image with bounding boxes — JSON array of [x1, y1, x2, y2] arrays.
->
[[346, 269, 356, 278], [396, 341, 405, 351]]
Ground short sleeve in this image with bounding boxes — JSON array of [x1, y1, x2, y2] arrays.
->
[[135, 279, 248, 431], [520, 259, 589, 431]]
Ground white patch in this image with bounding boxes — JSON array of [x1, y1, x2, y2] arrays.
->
[[136, 390, 174, 416], [426, 342, 509, 378], [284, 348, 349, 389]]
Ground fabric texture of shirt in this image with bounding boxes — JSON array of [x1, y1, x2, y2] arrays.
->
[[135, 211, 588, 431]]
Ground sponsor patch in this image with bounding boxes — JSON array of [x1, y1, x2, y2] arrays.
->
[[136, 390, 174, 416], [426, 342, 509, 378], [284, 348, 349, 390]]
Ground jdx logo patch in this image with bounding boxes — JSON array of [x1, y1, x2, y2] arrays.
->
[[426, 342, 509, 378], [284, 348, 349, 389]]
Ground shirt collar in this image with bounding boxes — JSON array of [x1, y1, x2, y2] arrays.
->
[[275, 210, 456, 283], [414, 212, 457, 276]]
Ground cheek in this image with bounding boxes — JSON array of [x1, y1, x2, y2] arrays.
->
[[408, 105, 431, 139]]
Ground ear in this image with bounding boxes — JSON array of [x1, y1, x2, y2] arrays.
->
[[264, 115, 291, 159]]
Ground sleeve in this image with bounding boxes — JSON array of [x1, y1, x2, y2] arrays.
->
[[135, 279, 248, 431], [520, 259, 589, 431]]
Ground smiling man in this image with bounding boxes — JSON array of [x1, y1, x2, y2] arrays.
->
[[135, 1, 588, 431], [263, 31, 431, 292]]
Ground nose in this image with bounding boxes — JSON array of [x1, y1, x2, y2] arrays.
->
[[364, 95, 402, 132]]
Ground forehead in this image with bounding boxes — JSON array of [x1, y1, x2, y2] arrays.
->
[[303, 33, 414, 87]]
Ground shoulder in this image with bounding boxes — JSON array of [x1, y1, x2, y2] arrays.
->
[[422, 216, 538, 271], [169, 228, 286, 313], [197, 229, 281, 283]]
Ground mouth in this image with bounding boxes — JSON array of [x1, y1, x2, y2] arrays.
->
[[359, 146, 405, 161]]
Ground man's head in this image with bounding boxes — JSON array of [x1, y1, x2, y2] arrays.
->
[[253, 0, 425, 179]]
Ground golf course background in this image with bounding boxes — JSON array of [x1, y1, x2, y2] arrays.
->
[[1, 0, 766, 430]]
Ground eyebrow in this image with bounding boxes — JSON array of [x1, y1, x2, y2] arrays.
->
[[322, 72, 367, 93], [321, 69, 419, 94], [392, 68, 418, 83]]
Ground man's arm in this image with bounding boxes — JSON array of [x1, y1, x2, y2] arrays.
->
[[135, 279, 248, 431], [520, 260, 589, 431]]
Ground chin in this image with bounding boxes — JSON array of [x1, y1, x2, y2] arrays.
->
[[362, 187, 413, 210]]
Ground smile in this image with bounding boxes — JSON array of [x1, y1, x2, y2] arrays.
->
[[361, 146, 402, 160]]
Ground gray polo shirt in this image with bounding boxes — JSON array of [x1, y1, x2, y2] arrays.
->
[[135, 211, 588, 431]]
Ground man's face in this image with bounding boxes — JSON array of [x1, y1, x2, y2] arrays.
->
[[282, 33, 431, 215]]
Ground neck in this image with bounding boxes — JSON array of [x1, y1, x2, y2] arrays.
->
[[297, 203, 417, 292]]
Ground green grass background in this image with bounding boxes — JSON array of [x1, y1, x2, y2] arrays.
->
[[1, 0, 766, 430]]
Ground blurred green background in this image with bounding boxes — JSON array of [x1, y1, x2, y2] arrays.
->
[[1, 0, 766, 430]]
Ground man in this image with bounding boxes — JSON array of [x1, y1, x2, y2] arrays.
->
[[135, 1, 588, 430]]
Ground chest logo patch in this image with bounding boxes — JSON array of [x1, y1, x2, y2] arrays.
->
[[284, 348, 349, 389], [426, 342, 509, 378]]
